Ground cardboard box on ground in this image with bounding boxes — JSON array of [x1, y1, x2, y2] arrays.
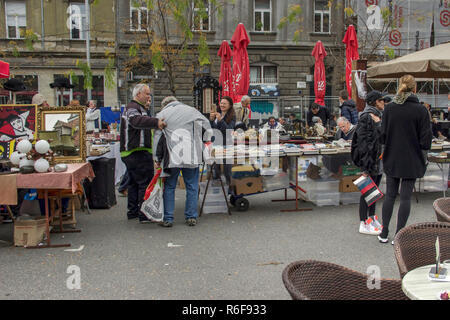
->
[[339, 175, 360, 193], [14, 217, 46, 247]]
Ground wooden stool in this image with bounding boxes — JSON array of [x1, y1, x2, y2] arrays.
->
[[49, 194, 78, 227]]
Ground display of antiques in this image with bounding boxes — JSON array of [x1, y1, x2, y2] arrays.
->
[[36, 106, 86, 163]]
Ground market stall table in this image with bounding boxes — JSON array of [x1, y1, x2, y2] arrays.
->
[[402, 264, 450, 300], [427, 155, 450, 197], [0, 162, 95, 248], [199, 151, 314, 216], [87, 141, 125, 185]]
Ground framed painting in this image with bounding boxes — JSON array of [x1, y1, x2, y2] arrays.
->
[[36, 106, 86, 163], [0, 104, 37, 160]]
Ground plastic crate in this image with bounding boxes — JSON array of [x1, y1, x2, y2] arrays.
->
[[309, 192, 340, 206], [262, 171, 290, 191], [203, 200, 228, 214], [305, 178, 340, 193], [340, 192, 361, 205]]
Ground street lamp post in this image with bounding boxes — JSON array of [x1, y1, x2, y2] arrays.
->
[[85, 0, 92, 102]]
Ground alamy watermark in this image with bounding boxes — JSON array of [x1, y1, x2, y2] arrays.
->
[[66, 265, 81, 290]]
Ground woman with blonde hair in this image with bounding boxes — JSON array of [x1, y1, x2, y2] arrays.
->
[[378, 74, 432, 244]]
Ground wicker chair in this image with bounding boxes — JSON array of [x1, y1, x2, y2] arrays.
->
[[433, 198, 450, 222], [282, 260, 408, 300], [393, 222, 450, 279]]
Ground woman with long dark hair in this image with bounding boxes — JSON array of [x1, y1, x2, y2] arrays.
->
[[351, 90, 388, 236], [378, 74, 432, 244], [210, 96, 236, 186]]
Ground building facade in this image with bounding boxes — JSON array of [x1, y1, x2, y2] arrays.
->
[[0, 0, 118, 108], [116, 0, 347, 120]]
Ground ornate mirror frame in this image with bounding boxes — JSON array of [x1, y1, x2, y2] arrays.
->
[[36, 106, 86, 164]]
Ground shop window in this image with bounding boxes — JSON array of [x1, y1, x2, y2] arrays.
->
[[314, 0, 330, 34], [254, 0, 271, 32], [68, 2, 88, 40], [0, 75, 38, 104], [250, 65, 278, 84], [5, 1, 26, 39], [53, 75, 104, 107], [130, 0, 149, 31], [192, 0, 211, 31]]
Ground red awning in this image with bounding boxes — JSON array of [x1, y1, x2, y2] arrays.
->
[[0, 60, 10, 79]]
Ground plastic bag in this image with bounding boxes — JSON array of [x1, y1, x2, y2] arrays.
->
[[140, 168, 164, 222]]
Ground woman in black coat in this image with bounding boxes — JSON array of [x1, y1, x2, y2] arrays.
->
[[351, 91, 387, 236], [210, 96, 236, 186], [378, 75, 433, 244]]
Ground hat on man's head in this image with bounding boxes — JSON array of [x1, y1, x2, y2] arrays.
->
[[31, 93, 45, 106], [366, 90, 390, 104]]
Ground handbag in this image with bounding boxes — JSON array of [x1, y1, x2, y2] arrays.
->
[[353, 175, 384, 207], [140, 168, 164, 222]]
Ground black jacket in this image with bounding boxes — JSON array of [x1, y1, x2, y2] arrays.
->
[[210, 117, 236, 146], [340, 99, 359, 125], [120, 100, 159, 156], [155, 133, 170, 175], [381, 95, 433, 179], [306, 106, 330, 127], [351, 105, 383, 176]]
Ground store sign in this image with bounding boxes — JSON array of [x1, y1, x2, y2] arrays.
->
[[297, 81, 307, 89]]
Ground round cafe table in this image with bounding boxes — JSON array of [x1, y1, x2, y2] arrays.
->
[[402, 264, 450, 300]]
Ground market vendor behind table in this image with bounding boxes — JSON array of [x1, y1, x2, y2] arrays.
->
[[334, 117, 355, 141], [306, 102, 331, 128], [120, 84, 166, 222]]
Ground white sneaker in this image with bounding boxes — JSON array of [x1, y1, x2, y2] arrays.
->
[[359, 221, 382, 235]]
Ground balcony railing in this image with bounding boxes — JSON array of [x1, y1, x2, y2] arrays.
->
[[250, 78, 278, 85]]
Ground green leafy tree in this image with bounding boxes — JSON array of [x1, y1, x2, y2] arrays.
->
[[124, 0, 234, 95], [278, 0, 428, 64]]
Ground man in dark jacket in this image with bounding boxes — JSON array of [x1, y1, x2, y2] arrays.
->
[[120, 84, 166, 222], [339, 89, 358, 125], [306, 103, 330, 128]]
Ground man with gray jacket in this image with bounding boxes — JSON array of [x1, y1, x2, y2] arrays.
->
[[154, 96, 212, 227]]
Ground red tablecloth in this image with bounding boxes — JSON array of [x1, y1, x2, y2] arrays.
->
[[16, 162, 94, 193]]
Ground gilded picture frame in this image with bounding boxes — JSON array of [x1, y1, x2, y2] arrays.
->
[[36, 106, 86, 164]]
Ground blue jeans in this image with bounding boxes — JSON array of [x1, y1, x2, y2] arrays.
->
[[163, 167, 199, 223]]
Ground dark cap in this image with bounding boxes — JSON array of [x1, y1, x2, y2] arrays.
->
[[366, 90, 390, 104]]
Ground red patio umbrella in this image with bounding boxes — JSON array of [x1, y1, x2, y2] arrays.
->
[[217, 40, 233, 100], [231, 23, 250, 104], [342, 25, 359, 99], [312, 41, 327, 106], [0, 60, 9, 79]]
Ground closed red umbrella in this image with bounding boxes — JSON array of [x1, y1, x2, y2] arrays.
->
[[312, 41, 327, 106], [0, 60, 9, 79], [231, 23, 250, 104], [342, 25, 359, 99], [217, 40, 233, 100]]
